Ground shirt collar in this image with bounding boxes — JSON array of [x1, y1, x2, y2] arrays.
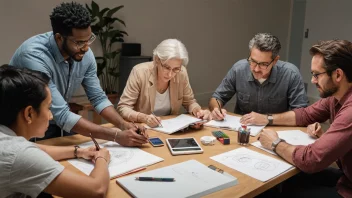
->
[[338, 86, 352, 106], [246, 63, 278, 83], [48, 32, 66, 65], [0, 125, 17, 137]]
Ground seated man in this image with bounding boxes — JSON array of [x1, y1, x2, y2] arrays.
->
[[10, 2, 147, 146], [258, 40, 352, 198], [209, 33, 308, 124]]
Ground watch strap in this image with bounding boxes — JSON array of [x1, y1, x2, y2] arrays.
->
[[271, 138, 285, 152], [74, 145, 80, 158]]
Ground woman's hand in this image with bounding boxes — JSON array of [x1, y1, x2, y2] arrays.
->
[[144, 114, 162, 128], [196, 109, 212, 120], [92, 148, 111, 164], [77, 146, 97, 160]]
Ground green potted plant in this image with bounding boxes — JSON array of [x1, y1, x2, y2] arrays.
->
[[86, 1, 128, 101]]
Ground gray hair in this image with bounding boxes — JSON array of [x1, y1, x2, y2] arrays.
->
[[248, 33, 281, 59], [153, 39, 189, 66]]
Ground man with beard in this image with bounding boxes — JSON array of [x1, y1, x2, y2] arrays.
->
[[9, 2, 148, 147], [257, 40, 352, 197], [209, 33, 308, 125]]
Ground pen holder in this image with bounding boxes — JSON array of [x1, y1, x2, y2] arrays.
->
[[237, 127, 250, 145]]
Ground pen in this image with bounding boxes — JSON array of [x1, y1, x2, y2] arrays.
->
[[132, 121, 142, 135], [151, 112, 163, 128], [135, 177, 175, 182], [89, 133, 100, 151], [215, 99, 225, 121]]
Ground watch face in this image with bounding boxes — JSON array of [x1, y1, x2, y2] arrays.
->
[[268, 115, 273, 120]]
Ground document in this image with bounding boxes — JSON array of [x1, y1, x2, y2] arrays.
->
[[146, 114, 203, 134], [204, 114, 265, 136], [116, 159, 238, 198], [251, 130, 317, 155], [211, 147, 293, 182], [68, 141, 164, 179]]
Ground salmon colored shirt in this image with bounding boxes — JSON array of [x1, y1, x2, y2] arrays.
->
[[293, 87, 352, 198]]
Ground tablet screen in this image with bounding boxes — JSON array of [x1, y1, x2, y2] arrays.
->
[[168, 138, 199, 148]]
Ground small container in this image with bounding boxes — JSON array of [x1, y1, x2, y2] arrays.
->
[[237, 126, 250, 145]]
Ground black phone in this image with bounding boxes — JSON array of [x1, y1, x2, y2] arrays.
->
[[148, 137, 164, 147]]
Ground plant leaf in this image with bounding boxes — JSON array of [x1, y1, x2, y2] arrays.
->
[[106, 5, 124, 18], [100, 8, 110, 17], [91, 1, 100, 17], [85, 4, 92, 14]]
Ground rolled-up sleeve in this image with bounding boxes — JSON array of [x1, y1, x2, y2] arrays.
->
[[293, 98, 332, 126], [82, 54, 112, 114]]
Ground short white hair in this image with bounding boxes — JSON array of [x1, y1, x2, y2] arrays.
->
[[153, 39, 189, 66]]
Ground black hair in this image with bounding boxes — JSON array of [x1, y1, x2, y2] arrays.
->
[[310, 40, 352, 82], [50, 2, 91, 36], [0, 65, 50, 127]]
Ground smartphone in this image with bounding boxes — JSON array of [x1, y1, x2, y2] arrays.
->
[[148, 137, 164, 147]]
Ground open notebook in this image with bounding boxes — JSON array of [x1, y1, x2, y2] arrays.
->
[[68, 141, 164, 179], [116, 159, 238, 198], [251, 130, 317, 155], [204, 114, 265, 136], [146, 114, 203, 134]]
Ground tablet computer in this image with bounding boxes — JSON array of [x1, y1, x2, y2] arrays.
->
[[166, 137, 203, 155]]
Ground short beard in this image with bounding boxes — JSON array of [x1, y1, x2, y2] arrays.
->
[[62, 39, 83, 62], [319, 79, 338, 98]]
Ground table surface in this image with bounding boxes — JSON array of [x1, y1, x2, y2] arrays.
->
[[38, 115, 305, 198]]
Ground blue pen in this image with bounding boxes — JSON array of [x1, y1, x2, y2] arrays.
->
[[135, 177, 175, 182]]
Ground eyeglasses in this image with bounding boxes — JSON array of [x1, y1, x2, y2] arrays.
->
[[63, 33, 96, 49], [159, 59, 182, 73], [247, 57, 275, 69], [311, 71, 327, 79]]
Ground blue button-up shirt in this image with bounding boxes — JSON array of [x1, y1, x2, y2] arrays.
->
[[10, 32, 112, 132], [213, 59, 308, 115]]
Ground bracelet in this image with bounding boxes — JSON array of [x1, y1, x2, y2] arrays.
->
[[114, 130, 118, 142], [95, 156, 108, 163], [74, 145, 80, 158]]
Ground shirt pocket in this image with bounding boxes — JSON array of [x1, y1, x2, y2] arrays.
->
[[70, 77, 84, 95], [238, 92, 250, 104], [237, 92, 251, 113]]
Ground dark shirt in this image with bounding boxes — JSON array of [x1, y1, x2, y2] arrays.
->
[[293, 87, 352, 198], [213, 59, 308, 115]]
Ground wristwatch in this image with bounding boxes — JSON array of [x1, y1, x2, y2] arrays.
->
[[267, 114, 273, 125], [271, 138, 286, 152], [74, 145, 80, 158]]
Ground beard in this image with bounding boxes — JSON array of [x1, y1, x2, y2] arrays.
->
[[316, 79, 338, 98], [62, 39, 85, 62]]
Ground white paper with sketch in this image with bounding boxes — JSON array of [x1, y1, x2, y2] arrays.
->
[[146, 114, 202, 134], [251, 130, 317, 155], [68, 141, 163, 178], [211, 147, 293, 182], [116, 159, 238, 198], [204, 114, 265, 136]]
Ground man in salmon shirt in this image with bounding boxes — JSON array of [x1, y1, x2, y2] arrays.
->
[[253, 40, 352, 198]]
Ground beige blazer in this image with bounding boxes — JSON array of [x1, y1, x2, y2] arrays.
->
[[117, 61, 201, 121]]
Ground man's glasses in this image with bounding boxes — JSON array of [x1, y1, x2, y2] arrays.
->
[[311, 71, 327, 79], [159, 59, 182, 73], [247, 57, 275, 70], [63, 33, 96, 49]]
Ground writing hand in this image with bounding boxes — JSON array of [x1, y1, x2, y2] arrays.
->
[[196, 109, 212, 120], [211, 108, 227, 121], [307, 122, 323, 138], [113, 128, 148, 147]]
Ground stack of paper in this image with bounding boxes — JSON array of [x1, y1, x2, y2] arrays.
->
[[68, 141, 164, 178], [204, 114, 265, 136], [251, 130, 317, 155], [211, 147, 293, 182], [146, 114, 202, 134], [116, 159, 238, 198]]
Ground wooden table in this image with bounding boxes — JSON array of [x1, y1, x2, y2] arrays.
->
[[38, 117, 305, 198]]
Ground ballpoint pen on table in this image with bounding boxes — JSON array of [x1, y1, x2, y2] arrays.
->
[[89, 133, 100, 151], [135, 177, 175, 182], [151, 112, 163, 128], [215, 99, 225, 121]]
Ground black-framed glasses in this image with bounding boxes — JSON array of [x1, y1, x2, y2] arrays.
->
[[63, 33, 96, 49], [159, 59, 182, 73], [311, 71, 327, 79], [247, 57, 275, 69]]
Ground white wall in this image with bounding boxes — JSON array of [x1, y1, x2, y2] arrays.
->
[[0, 0, 293, 109], [300, 0, 352, 102]]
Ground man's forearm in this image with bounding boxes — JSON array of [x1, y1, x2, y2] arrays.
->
[[275, 142, 296, 165], [272, 111, 297, 126], [100, 106, 128, 129], [209, 97, 222, 111], [71, 117, 115, 141]]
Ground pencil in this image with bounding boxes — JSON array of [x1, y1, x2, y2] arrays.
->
[[132, 121, 142, 135], [151, 112, 163, 128], [89, 133, 100, 151], [215, 99, 225, 121]]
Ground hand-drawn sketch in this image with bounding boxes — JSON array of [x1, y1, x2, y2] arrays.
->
[[221, 154, 277, 171]]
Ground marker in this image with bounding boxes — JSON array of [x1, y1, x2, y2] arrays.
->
[[135, 177, 175, 182]]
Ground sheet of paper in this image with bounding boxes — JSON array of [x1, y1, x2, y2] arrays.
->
[[146, 114, 202, 134], [251, 130, 317, 155], [204, 114, 265, 136], [68, 141, 164, 178], [211, 147, 293, 182]]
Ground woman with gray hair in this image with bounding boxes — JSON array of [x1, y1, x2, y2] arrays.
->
[[117, 39, 211, 127]]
